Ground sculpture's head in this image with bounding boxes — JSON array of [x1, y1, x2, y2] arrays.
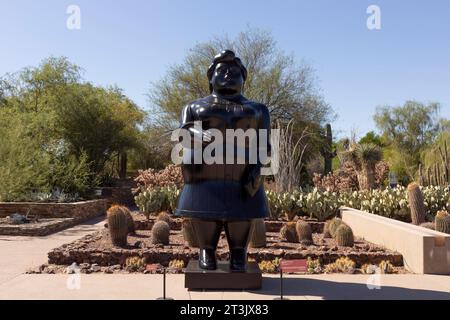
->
[[207, 50, 247, 96]]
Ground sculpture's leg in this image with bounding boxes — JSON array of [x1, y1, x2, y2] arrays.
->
[[191, 219, 223, 270], [224, 220, 252, 272]]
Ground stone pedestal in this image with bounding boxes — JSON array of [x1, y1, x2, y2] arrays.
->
[[185, 260, 262, 290]]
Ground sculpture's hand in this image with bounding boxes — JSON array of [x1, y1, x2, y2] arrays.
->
[[243, 164, 263, 198], [186, 127, 214, 146]]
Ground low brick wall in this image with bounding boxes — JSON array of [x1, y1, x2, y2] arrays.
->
[[0, 199, 108, 220]]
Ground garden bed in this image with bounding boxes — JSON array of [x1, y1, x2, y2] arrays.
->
[[132, 213, 324, 233], [47, 227, 403, 270]]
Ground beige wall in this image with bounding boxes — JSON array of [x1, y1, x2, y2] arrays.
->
[[340, 207, 450, 274]]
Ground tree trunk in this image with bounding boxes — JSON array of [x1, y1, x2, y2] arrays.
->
[[119, 152, 128, 179]]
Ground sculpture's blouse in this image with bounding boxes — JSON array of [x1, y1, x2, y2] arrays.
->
[[174, 94, 271, 220]]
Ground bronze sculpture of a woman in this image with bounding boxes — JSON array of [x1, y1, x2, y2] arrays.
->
[[175, 50, 271, 272]]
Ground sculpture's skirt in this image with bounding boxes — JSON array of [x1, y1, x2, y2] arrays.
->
[[174, 180, 269, 220]]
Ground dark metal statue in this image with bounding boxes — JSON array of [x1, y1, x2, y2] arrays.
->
[[175, 50, 271, 272]]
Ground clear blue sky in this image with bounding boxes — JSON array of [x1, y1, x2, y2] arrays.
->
[[1, 0, 449, 138]]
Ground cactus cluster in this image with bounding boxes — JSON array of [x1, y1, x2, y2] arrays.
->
[[328, 217, 343, 238], [249, 218, 267, 248], [324, 217, 355, 247], [407, 182, 426, 225], [258, 258, 280, 274], [151, 220, 170, 245], [295, 220, 313, 245], [168, 259, 185, 269], [107, 205, 129, 247], [182, 218, 199, 248], [125, 256, 144, 271], [435, 210, 450, 234], [324, 257, 356, 274]]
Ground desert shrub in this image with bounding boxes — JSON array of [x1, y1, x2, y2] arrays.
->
[[134, 187, 169, 218], [163, 185, 180, 213], [304, 188, 340, 221], [265, 190, 283, 219], [133, 165, 183, 194], [313, 161, 389, 192]]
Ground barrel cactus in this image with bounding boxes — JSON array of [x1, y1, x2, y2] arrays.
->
[[407, 182, 426, 225], [152, 221, 170, 245], [280, 222, 298, 243], [435, 210, 450, 234], [328, 217, 343, 238], [420, 222, 435, 230], [249, 218, 267, 248], [157, 211, 171, 225], [323, 220, 332, 238], [295, 220, 313, 245], [182, 218, 199, 248], [107, 206, 129, 247], [335, 223, 354, 247]]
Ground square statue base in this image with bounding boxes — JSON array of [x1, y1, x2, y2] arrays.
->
[[185, 260, 262, 290]]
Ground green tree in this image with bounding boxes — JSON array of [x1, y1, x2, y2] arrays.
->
[[149, 27, 332, 129], [374, 101, 440, 182], [359, 131, 384, 147], [0, 57, 146, 200]]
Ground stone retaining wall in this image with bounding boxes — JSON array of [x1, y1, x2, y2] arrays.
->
[[0, 199, 108, 219]]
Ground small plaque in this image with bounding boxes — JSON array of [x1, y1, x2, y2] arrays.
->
[[280, 259, 307, 273]]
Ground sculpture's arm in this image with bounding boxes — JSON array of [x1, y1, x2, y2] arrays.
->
[[179, 104, 212, 147], [243, 104, 271, 197]]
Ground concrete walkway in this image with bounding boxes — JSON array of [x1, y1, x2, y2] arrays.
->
[[0, 216, 105, 286], [1, 274, 450, 300], [0, 217, 449, 300]]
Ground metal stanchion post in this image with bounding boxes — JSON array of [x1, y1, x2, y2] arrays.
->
[[157, 267, 174, 300]]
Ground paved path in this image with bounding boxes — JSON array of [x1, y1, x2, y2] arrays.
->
[[0, 216, 105, 286], [0, 274, 450, 300], [0, 217, 449, 300]]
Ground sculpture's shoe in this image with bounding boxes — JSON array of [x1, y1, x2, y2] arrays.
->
[[199, 248, 217, 270], [230, 248, 247, 272]]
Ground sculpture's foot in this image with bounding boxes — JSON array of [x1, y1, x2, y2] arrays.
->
[[199, 248, 217, 270], [230, 248, 247, 272]]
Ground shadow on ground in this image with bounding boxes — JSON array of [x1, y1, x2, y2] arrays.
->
[[244, 276, 450, 300]]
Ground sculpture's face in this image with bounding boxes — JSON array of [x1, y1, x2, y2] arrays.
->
[[210, 62, 244, 96]]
